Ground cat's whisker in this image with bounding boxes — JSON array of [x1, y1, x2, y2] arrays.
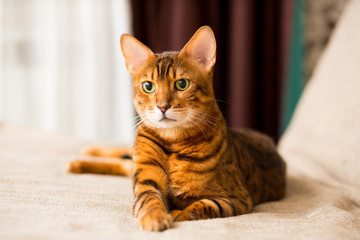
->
[[191, 111, 216, 122], [203, 96, 230, 104], [131, 118, 142, 127], [132, 112, 150, 133], [184, 116, 209, 143], [186, 108, 224, 121], [131, 115, 141, 122], [135, 120, 147, 134], [194, 116, 219, 135], [132, 120, 144, 133], [181, 108, 222, 135], [131, 112, 148, 122], [133, 116, 145, 125], [193, 118, 219, 135], [140, 121, 152, 133], [195, 112, 219, 125]]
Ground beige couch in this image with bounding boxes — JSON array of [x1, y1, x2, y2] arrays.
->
[[1, 0, 360, 239]]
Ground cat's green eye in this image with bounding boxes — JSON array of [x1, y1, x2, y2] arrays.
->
[[175, 79, 190, 91], [142, 81, 155, 93]]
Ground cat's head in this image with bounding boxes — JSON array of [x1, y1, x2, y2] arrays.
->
[[120, 26, 218, 131]]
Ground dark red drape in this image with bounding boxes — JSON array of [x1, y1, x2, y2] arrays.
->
[[131, 0, 294, 141]]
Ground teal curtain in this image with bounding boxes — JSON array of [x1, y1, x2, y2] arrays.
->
[[280, 0, 304, 134]]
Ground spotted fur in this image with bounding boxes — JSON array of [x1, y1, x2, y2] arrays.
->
[[68, 26, 286, 232]]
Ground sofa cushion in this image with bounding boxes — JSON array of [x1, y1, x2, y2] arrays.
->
[[279, 0, 360, 189]]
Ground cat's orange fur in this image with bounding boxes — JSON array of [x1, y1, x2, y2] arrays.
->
[[68, 26, 286, 231]]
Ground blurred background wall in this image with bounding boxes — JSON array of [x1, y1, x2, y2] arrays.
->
[[0, 0, 347, 145], [0, 0, 134, 145]]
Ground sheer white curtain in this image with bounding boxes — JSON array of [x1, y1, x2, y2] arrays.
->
[[0, 0, 134, 145]]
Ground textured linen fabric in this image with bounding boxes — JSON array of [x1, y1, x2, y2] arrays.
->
[[1, 0, 360, 239], [1, 124, 359, 240]]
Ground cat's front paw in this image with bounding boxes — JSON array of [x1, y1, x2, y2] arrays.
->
[[170, 210, 195, 222], [138, 209, 173, 231]]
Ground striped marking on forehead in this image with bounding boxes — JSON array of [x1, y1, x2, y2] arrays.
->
[[152, 56, 176, 80]]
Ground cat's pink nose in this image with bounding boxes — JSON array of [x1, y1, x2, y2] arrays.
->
[[157, 104, 171, 113]]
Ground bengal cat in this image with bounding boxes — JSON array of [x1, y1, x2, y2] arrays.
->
[[68, 26, 286, 231]]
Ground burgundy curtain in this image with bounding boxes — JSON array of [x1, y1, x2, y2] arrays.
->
[[131, 0, 294, 141]]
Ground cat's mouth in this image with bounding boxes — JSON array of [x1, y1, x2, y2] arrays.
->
[[159, 117, 176, 123]]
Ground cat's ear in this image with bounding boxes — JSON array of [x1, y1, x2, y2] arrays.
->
[[179, 26, 216, 72], [120, 34, 155, 76]]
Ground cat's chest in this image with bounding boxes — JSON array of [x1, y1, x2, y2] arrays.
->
[[166, 153, 215, 199]]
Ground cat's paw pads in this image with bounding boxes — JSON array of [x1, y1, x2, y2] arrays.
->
[[170, 210, 195, 222], [139, 209, 173, 231], [68, 161, 82, 173]]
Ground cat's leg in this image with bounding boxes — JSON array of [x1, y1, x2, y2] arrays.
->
[[68, 157, 133, 176], [82, 146, 132, 159], [170, 197, 253, 222], [132, 163, 172, 231]]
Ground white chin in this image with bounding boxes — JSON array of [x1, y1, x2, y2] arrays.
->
[[156, 118, 179, 129]]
